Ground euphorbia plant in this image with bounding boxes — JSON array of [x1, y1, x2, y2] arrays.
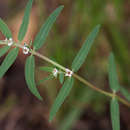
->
[[0, 0, 130, 130]]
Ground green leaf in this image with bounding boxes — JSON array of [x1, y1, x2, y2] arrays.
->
[[0, 18, 12, 38], [38, 75, 54, 85], [59, 72, 64, 84], [110, 98, 120, 130], [120, 86, 130, 101], [39, 66, 54, 73], [59, 88, 94, 130], [25, 55, 42, 100], [108, 53, 119, 92], [18, 0, 33, 41], [49, 77, 74, 122], [0, 47, 18, 78], [59, 108, 81, 130], [0, 46, 10, 57], [71, 25, 100, 72], [33, 6, 64, 50]]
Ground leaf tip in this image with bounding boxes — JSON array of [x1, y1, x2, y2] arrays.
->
[[38, 96, 43, 101], [96, 24, 101, 31], [109, 52, 115, 63], [49, 117, 52, 123], [109, 52, 114, 57], [49, 113, 54, 122], [57, 5, 64, 12], [59, 5, 64, 9]]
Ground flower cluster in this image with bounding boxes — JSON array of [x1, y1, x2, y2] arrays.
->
[[4, 38, 13, 46], [23, 43, 30, 55], [52, 68, 73, 78], [52, 68, 58, 77], [65, 68, 73, 77]]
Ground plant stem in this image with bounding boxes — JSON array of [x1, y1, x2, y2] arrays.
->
[[0, 41, 130, 107], [116, 95, 130, 107], [31, 50, 67, 71], [31, 47, 130, 108]]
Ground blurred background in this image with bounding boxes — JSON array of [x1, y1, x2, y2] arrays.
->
[[0, 0, 130, 130]]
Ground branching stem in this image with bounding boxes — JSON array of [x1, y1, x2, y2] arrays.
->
[[0, 40, 130, 107]]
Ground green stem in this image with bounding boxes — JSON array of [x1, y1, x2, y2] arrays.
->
[[31, 46, 130, 108], [73, 73, 113, 97], [32, 51, 113, 97], [0, 41, 130, 107], [31, 50, 67, 71]]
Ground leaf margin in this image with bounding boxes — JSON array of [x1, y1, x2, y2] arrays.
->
[[25, 55, 42, 100]]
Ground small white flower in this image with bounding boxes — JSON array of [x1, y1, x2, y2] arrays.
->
[[52, 68, 58, 77], [65, 68, 73, 77], [8, 38, 13, 46], [23, 43, 30, 55]]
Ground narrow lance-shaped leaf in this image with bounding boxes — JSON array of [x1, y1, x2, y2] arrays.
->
[[71, 25, 100, 72], [59, 88, 93, 130], [120, 86, 130, 101], [110, 98, 120, 130], [59, 72, 64, 84], [0, 18, 12, 38], [38, 75, 54, 85], [39, 66, 54, 73], [25, 55, 42, 100], [18, 0, 33, 41], [33, 6, 64, 50], [49, 77, 74, 122], [59, 108, 81, 130], [0, 47, 19, 78], [108, 53, 119, 92], [0, 46, 10, 58]]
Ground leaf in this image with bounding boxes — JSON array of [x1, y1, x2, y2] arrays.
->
[[38, 75, 54, 85], [0, 18, 12, 38], [49, 77, 74, 122], [0, 47, 18, 78], [71, 25, 100, 72], [18, 0, 33, 41], [59, 108, 81, 130], [25, 55, 42, 100], [120, 86, 130, 101], [59, 72, 64, 84], [110, 98, 120, 130], [33, 6, 64, 50], [59, 88, 93, 130], [0, 46, 10, 57], [108, 53, 119, 92], [39, 66, 54, 73]]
